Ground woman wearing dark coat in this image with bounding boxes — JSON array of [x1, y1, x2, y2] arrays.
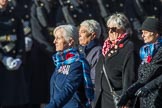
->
[[0, 0, 28, 107], [45, 25, 94, 108], [118, 17, 162, 108], [93, 13, 138, 108], [78, 19, 102, 85]]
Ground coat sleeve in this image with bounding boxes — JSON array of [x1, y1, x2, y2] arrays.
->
[[144, 67, 162, 91], [122, 49, 137, 92], [87, 47, 102, 84], [47, 62, 83, 108]]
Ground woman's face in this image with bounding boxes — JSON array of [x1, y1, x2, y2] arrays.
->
[[141, 30, 158, 43], [53, 29, 69, 51], [107, 22, 123, 42], [0, 0, 8, 8], [79, 26, 94, 46]]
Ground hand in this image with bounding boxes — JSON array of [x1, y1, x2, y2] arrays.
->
[[25, 37, 33, 52], [10, 58, 22, 70], [125, 82, 144, 98], [2, 56, 14, 69], [135, 87, 150, 97], [120, 106, 129, 108], [2, 57, 22, 70], [117, 92, 129, 107], [118, 82, 143, 107]]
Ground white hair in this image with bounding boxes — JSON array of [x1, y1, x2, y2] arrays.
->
[[80, 19, 101, 39], [107, 13, 132, 35], [53, 24, 78, 47]]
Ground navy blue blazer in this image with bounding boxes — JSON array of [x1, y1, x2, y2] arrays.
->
[[45, 61, 86, 108]]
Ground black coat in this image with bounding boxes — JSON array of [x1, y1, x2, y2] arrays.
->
[[0, 2, 28, 106], [132, 46, 162, 108], [94, 36, 138, 108]]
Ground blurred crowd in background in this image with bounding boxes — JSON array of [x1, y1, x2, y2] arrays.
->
[[0, 0, 162, 108]]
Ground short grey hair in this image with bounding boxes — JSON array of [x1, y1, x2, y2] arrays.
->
[[107, 13, 132, 35], [53, 24, 78, 47], [80, 19, 101, 39]]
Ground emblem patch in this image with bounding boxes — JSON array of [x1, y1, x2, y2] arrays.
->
[[58, 65, 70, 75]]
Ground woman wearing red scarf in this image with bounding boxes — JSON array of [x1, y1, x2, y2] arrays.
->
[[93, 13, 139, 108]]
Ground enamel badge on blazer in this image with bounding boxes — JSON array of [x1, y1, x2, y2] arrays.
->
[[58, 65, 70, 75]]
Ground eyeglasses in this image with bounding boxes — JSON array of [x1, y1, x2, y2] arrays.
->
[[107, 27, 118, 32]]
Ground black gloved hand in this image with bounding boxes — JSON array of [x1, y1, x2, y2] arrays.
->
[[135, 87, 150, 97], [118, 82, 144, 107], [117, 92, 129, 107], [126, 82, 144, 97]]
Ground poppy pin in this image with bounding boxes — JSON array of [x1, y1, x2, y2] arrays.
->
[[65, 53, 74, 60]]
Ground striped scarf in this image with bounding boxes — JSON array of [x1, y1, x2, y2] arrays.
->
[[53, 48, 94, 107], [102, 33, 127, 56]]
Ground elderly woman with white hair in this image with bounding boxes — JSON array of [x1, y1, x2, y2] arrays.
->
[[93, 13, 138, 108], [45, 24, 94, 108], [78, 19, 102, 85]]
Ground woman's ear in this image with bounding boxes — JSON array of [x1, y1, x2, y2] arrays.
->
[[68, 38, 74, 47], [90, 32, 96, 40], [155, 33, 160, 38], [152, 32, 159, 37]]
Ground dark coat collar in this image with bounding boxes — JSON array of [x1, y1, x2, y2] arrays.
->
[[79, 39, 101, 56]]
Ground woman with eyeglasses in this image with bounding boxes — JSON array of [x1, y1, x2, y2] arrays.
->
[[93, 13, 139, 108]]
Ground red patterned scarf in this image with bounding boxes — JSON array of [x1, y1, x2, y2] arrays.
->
[[102, 33, 127, 56]]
